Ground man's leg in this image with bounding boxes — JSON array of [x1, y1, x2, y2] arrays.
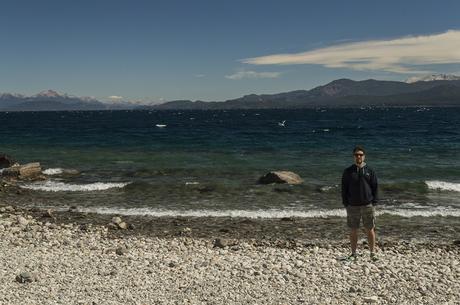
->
[[365, 227, 375, 253], [346, 206, 360, 257], [350, 228, 358, 255], [362, 205, 378, 260]]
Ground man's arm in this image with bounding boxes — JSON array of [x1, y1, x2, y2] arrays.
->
[[370, 170, 378, 205], [341, 170, 349, 207]]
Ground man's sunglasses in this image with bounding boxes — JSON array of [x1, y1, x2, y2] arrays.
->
[[354, 153, 364, 157]]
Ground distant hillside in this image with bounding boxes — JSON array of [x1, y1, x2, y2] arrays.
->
[[148, 78, 460, 109]]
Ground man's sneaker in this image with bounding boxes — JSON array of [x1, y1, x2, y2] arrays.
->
[[370, 252, 379, 262], [346, 253, 358, 261]]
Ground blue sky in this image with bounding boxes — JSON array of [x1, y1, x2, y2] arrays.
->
[[1, 0, 460, 103]]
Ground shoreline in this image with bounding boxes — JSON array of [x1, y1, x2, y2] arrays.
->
[[2, 203, 459, 246], [1, 203, 459, 304]]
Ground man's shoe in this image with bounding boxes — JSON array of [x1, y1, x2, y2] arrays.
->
[[346, 253, 358, 261], [370, 252, 379, 262]]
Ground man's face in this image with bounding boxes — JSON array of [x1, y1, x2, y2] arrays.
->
[[353, 150, 365, 165]]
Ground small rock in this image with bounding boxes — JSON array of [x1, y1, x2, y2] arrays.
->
[[363, 296, 379, 303], [15, 272, 34, 283], [117, 222, 128, 230], [181, 227, 192, 235], [213, 238, 228, 248], [5, 206, 15, 212], [111, 217, 123, 225], [42, 209, 54, 218], [17, 216, 29, 226], [115, 246, 128, 255]]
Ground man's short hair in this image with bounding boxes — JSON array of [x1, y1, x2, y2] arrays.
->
[[353, 146, 365, 154]]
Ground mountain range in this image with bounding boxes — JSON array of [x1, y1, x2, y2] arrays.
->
[[0, 90, 133, 111], [2, 75, 460, 111], [150, 77, 460, 110]]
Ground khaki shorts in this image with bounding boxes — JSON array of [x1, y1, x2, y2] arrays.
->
[[346, 204, 375, 229]]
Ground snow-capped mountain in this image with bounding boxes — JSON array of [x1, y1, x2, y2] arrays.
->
[[405, 74, 460, 83], [0, 90, 125, 111], [33, 89, 64, 98]]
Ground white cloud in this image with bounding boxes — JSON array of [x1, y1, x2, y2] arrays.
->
[[108, 95, 124, 100], [195, 74, 205, 78], [242, 30, 460, 74], [225, 70, 281, 80]]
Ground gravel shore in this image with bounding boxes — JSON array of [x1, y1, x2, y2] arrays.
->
[[0, 205, 459, 305]]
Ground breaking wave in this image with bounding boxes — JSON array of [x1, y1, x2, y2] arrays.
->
[[426, 180, 460, 192], [71, 207, 460, 218], [43, 168, 64, 175], [21, 181, 130, 192]]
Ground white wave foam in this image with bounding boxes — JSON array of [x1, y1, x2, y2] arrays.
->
[[21, 181, 130, 192], [71, 207, 460, 218], [43, 168, 64, 175], [426, 180, 460, 192]]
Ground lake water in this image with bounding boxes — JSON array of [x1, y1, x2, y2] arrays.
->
[[1, 107, 460, 219]]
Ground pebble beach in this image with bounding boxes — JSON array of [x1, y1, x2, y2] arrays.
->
[[0, 205, 459, 305]]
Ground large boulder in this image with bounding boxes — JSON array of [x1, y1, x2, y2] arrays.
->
[[0, 154, 16, 169], [258, 171, 303, 185], [2, 162, 43, 180]]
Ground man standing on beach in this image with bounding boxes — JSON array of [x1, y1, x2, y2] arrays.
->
[[341, 146, 379, 261]]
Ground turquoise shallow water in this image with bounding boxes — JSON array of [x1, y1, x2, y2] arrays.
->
[[1, 107, 460, 217]]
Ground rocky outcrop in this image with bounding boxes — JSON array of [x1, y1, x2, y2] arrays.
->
[[1, 162, 44, 180], [0, 154, 17, 169], [258, 171, 303, 185]]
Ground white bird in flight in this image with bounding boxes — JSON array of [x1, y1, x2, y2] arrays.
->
[[278, 120, 286, 127]]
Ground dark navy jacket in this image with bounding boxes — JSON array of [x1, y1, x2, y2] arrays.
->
[[341, 164, 378, 207]]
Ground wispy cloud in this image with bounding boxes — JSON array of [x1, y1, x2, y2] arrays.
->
[[225, 70, 281, 80], [242, 30, 460, 74]]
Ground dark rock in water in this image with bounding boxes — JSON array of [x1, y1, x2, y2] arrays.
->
[[0, 154, 17, 168], [197, 186, 214, 193], [453, 240, 460, 246], [258, 171, 303, 185], [61, 169, 80, 176], [15, 272, 34, 283]]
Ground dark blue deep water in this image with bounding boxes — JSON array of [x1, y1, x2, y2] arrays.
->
[[1, 108, 460, 218]]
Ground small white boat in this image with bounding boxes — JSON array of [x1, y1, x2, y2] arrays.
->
[[155, 124, 167, 128]]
